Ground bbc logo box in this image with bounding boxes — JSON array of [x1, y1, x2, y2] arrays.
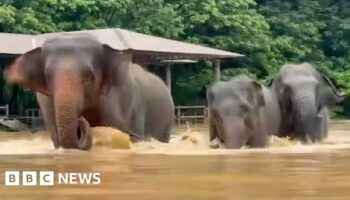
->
[[5, 171, 54, 186]]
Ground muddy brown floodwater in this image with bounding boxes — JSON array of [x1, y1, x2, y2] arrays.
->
[[1, 121, 350, 199]]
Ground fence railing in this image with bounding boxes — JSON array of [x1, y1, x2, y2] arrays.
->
[[175, 105, 208, 124], [24, 108, 45, 132], [0, 106, 45, 132], [0, 105, 9, 119], [0, 105, 210, 132]]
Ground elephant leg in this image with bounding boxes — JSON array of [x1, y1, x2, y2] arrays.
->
[[308, 110, 329, 143], [209, 117, 225, 148], [250, 121, 268, 148], [129, 110, 145, 142], [309, 121, 323, 143], [209, 117, 218, 141], [321, 120, 329, 140], [98, 95, 142, 142], [158, 125, 171, 143], [36, 93, 59, 149], [299, 134, 309, 144], [251, 132, 268, 148], [320, 109, 329, 141], [247, 118, 271, 148]]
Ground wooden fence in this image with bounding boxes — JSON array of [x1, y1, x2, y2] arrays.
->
[[25, 108, 45, 132], [0, 105, 45, 132], [175, 105, 208, 124], [0, 104, 209, 131], [0, 105, 9, 119]]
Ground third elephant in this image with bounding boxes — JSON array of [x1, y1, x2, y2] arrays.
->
[[272, 63, 345, 143]]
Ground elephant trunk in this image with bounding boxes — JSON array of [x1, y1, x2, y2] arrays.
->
[[222, 119, 247, 149], [53, 71, 92, 150], [294, 94, 320, 143]]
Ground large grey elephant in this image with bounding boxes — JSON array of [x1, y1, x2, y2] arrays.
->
[[207, 74, 281, 149], [272, 63, 345, 143], [6, 34, 175, 150]]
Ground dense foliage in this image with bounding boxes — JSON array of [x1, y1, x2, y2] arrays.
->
[[0, 0, 349, 116]]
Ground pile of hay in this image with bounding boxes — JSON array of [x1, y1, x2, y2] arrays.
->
[[92, 127, 132, 149]]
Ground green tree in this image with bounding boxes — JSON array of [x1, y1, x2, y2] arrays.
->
[[1, 0, 350, 116], [171, 0, 273, 105]]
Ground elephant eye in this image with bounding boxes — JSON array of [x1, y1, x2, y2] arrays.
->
[[83, 79, 92, 85], [241, 103, 252, 114], [83, 74, 95, 85]]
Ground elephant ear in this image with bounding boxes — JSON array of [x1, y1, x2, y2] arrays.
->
[[265, 78, 274, 87], [319, 74, 345, 108], [102, 44, 131, 94], [271, 77, 291, 111], [251, 81, 265, 107], [7, 47, 47, 95]]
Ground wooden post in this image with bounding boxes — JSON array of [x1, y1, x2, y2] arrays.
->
[[165, 64, 171, 92], [177, 106, 181, 124], [214, 59, 221, 82], [5, 104, 9, 118], [204, 107, 208, 124]]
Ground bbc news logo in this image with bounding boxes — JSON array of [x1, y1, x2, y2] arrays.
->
[[4, 171, 101, 186]]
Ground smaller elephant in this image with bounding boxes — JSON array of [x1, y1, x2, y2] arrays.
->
[[272, 63, 345, 143], [207, 74, 281, 149]]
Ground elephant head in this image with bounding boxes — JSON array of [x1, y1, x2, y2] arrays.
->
[[207, 75, 265, 149], [272, 63, 345, 142], [6, 35, 130, 150]]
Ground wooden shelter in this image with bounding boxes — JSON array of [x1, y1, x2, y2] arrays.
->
[[0, 28, 244, 115], [0, 28, 243, 87]]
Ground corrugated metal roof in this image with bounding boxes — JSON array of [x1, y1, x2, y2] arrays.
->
[[114, 28, 242, 58], [0, 28, 244, 61]]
